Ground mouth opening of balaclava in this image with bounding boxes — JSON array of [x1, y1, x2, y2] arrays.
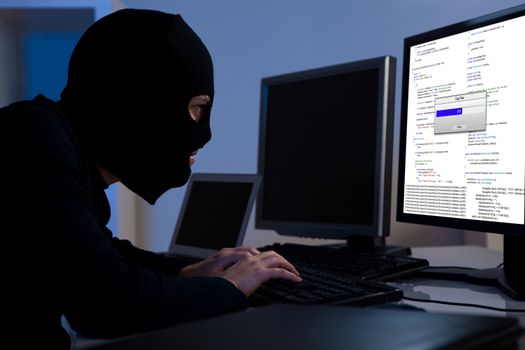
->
[[59, 8, 214, 204]]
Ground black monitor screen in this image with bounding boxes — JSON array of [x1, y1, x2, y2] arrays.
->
[[256, 56, 396, 239]]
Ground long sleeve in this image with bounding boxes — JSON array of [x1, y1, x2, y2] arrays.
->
[[2, 96, 247, 346], [110, 237, 190, 275]]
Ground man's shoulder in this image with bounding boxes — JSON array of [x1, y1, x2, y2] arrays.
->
[[0, 95, 84, 169], [2, 94, 73, 141], [0, 94, 67, 130]]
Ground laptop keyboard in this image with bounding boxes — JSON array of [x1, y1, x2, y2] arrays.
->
[[249, 262, 402, 307]]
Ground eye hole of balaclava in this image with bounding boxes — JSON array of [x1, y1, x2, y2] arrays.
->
[[189, 95, 212, 123]]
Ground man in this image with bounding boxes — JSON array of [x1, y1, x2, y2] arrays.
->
[[2, 9, 300, 349]]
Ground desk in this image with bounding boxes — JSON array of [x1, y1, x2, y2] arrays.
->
[[75, 245, 525, 349], [389, 245, 525, 349], [392, 246, 525, 315], [88, 303, 523, 350]]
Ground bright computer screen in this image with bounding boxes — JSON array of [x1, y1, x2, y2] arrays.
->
[[255, 56, 396, 240], [397, 4, 525, 298]]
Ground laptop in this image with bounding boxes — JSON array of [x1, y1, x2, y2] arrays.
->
[[167, 173, 261, 262]]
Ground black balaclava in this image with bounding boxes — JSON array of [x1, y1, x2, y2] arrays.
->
[[59, 9, 213, 205]]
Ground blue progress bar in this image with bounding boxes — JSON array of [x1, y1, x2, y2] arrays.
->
[[436, 108, 462, 117]]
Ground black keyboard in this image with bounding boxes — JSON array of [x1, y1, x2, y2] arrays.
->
[[250, 262, 403, 307], [259, 243, 429, 281]]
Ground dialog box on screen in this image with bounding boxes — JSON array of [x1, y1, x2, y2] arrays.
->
[[434, 91, 487, 134]]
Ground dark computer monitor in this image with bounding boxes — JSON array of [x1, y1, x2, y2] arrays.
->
[[397, 4, 525, 299], [255, 56, 397, 252]]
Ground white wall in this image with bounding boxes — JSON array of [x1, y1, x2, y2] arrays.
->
[[122, 0, 524, 252]]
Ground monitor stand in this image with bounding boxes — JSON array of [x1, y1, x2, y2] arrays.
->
[[414, 235, 525, 301], [328, 236, 412, 257]]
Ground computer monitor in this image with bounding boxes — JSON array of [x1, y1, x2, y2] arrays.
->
[[255, 56, 397, 252], [397, 4, 525, 299]]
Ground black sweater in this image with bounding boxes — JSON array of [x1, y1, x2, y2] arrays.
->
[[1, 95, 247, 349]]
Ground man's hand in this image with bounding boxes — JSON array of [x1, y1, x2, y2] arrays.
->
[[221, 250, 302, 296], [179, 246, 260, 278], [178, 246, 302, 297]]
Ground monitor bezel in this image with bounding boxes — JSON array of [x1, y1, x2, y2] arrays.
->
[[256, 56, 396, 239], [397, 4, 525, 236]]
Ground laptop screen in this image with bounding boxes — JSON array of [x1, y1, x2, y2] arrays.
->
[[169, 173, 260, 259]]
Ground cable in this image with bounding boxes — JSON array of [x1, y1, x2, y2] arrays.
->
[[402, 296, 525, 313]]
